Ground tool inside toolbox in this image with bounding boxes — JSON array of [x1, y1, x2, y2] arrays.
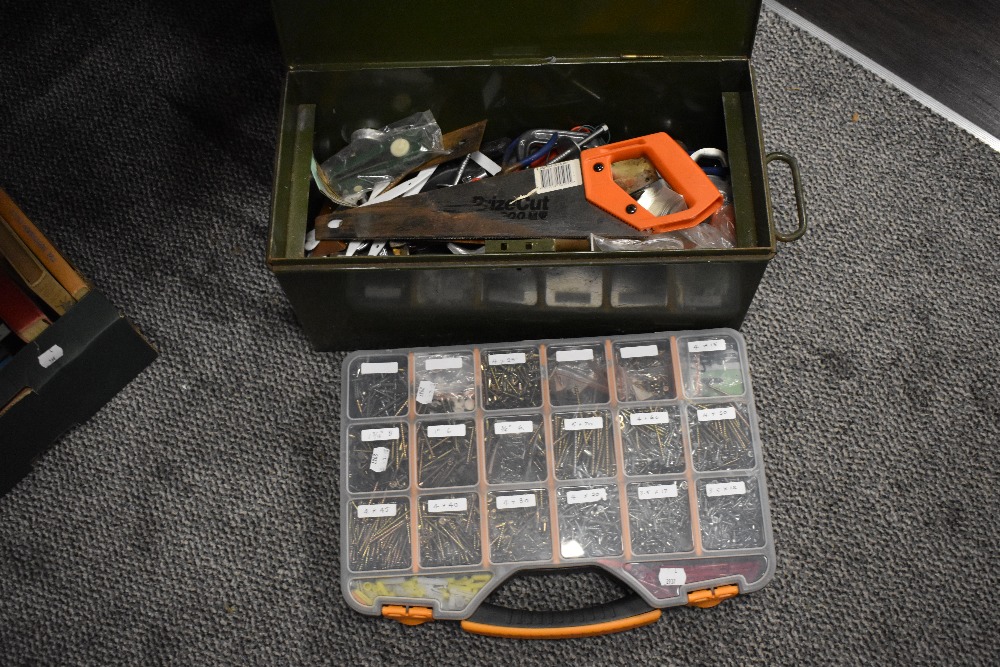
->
[[297, 62, 760, 259]]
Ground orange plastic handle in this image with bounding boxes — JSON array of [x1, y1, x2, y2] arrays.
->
[[580, 133, 723, 233]]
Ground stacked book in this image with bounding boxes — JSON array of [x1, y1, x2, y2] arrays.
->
[[0, 188, 89, 369]]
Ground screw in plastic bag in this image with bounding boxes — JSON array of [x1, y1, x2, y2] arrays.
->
[[481, 346, 543, 410]]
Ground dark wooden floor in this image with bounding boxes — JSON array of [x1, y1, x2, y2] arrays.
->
[[779, 0, 1000, 142]]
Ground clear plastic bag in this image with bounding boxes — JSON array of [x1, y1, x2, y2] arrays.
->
[[315, 111, 446, 205], [592, 174, 737, 251]]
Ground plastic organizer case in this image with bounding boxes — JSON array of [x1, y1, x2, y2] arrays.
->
[[340, 329, 775, 626]]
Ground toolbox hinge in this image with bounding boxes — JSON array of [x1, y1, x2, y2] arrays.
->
[[686, 585, 740, 609], [382, 604, 434, 626]]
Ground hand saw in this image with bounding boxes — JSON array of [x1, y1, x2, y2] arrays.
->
[[315, 133, 723, 242]]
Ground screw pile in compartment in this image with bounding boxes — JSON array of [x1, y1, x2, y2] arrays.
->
[[698, 478, 764, 550], [553, 413, 614, 479], [482, 349, 542, 410], [419, 498, 482, 567], [349, 502, 411, 571], [350, 361, 408, 418], [489, 494, 552, 562], [348, 426, 409, 493], [549, 349, 610, 406], [485, 418, 547, 483], [614, 350, 674, 402], [619, 408, 684, 475], [558, 488, 622, 558], [627, 482, 693, 554], [689, 403, 755, 471], [417, 422, 478, 488]]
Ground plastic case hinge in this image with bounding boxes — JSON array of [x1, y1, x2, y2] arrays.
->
[[686, 585, 740, 609], [382, 605, 434, 626]]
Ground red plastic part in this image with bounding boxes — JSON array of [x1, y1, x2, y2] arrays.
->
[[580, 133, 723, 233]]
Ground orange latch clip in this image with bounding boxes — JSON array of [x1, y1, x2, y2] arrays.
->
[[381, 605, 434, 626], [686, 585, 740, 609]]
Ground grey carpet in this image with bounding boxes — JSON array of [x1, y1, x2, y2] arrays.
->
[[1, 2, 998, 664]]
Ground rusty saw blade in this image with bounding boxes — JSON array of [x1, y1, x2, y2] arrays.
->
[[315, 160, 648, 241]]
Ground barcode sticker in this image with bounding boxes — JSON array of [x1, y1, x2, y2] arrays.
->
[[488, 352, 526, 366], [361, 427, 400, 442], [706, 481, 747, 497], [563, 417, 603, 431], [658, 567, 686, 586], [630, 411, 670, 426], [567, 488, 607, 505], [534, 159, 583, 194], [357, 503, 397, 518], [620, 344, 658, 359], [37, 345, 64, 368], [425, 357, 463, 371], [428, 497, 468, 513], [494, 420, 534, 435], [555, 349, 594, 362], [360, 361, 398, 374], [415, 380, 435, 404], [369, 447, 390, 472], [688, 339, 727, 353], [698, 407, 736, 422], [638, 483, 678, 500], [496, 494, 537, 510], [427, 424, 467, 438]]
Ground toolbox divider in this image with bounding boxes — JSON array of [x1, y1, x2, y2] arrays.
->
[[607, 339, 634, 562]]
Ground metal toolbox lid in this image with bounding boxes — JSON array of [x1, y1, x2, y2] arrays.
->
[[271, 0, 763, 68]]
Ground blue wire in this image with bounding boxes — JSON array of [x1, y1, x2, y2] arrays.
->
[[517, 133, 559, 169]]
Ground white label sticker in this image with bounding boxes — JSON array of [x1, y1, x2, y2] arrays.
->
[[620, 344, 658, 359], [658, 567, 687, 586], [688, 339, 727, 353], [488, 352, 526, 366], [555, 348, 594, 362], [369, 447, 390, 472], [629, 411, 671, 426], [425, 357, 463, 371], [566, 488, 607, 505], [357, 503, 397, 518], [415, 380, 435, 404], [496, 494, 537, 510], [470, 151, 502, 176], [564, 416, 603, 431], [638, 483, 678, 500], [361, 427, 400, 442], [494, 420, 534, 435], [37, 345, 64, 369], [706, 481, 747, 497], [360, 361, 398, 375], [427, 424, 467, 438], [534, 159, 583, 194], [698, 407, 736, 422], [428, 497, 468, 513]]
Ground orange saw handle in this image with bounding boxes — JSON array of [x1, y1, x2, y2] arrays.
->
[[580, 133, 723, 233]]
